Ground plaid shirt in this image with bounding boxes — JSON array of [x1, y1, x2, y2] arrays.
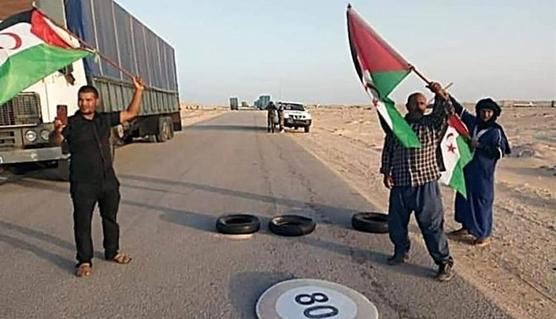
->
[[380, 99, 452, 187]]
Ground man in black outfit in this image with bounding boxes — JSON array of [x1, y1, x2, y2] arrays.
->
[[51, 76, 144, 277]]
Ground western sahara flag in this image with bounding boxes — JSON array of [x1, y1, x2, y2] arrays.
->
[[0, 9, 91, 106], [347, 5, 421, 148], [439, 126, 473, 198]]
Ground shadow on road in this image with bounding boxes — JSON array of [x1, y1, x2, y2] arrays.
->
[[297, 236, 434, 279], [229, 271, 294, 317], [0, 220, 73, 250], [0, 232, 72, 273], [0, 221, 84, 273], [119, 174, 433, 279], [123, 199, 215, 233], [119, 174, 358, 229]]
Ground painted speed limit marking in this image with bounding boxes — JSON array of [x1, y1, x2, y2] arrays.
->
[[276, 286, 356, 318], [256, 279, 378, 319]]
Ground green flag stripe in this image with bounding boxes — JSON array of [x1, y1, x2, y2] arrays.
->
[[449, 135, 473, 198], [384, 99, 421, 148], [0, 44, 90, 106], [371, 70, 411, 99]]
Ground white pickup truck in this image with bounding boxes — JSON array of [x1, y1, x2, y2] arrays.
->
[[278, 102, 312, 133]]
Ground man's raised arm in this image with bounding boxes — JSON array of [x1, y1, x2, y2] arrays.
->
[[120, 76, 145, 123]]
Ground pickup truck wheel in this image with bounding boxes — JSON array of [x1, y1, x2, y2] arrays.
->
[[269, 215, 316, 236], [304, 126, 310, 133], [216, 214, 260, 234]]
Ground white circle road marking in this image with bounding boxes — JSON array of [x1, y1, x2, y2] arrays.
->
[[256, 279, 378, 319]]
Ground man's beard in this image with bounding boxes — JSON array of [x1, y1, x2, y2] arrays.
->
[[406, 111, 424, 122]]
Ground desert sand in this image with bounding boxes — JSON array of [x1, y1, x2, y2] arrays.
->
[[179, 103, 228, 126]]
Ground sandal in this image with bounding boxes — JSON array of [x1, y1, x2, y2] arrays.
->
[[75, 263, 92, 277], [448, 227, 469, 236], [111, 252, 132, 264], [473, 238, 491, 247]]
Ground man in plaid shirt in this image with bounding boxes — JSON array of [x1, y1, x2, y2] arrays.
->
[[380, 82, 455, 281]]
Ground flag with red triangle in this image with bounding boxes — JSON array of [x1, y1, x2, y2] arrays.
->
[[347, 5, 420, 148], [0, 9, 91, 106]]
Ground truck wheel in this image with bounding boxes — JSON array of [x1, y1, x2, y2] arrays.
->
[[156, 117, 172, 142], [167, 118, 175, 139], [304, 126, 310, 133]]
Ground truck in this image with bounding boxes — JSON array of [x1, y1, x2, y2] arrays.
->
[[0, 0, 181, 179], [254, 95, 271, 109], [229, 97, 239, 110]]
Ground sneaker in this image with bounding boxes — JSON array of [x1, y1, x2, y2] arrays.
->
[[387, 253, 409, 265], [436, 263, 454, 282]]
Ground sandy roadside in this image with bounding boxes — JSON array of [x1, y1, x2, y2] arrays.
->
[[180, 104, 228, 127], [286, 106, 555, 319]]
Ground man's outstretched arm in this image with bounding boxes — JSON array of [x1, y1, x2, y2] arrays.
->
[[120, 76, 145, 123]]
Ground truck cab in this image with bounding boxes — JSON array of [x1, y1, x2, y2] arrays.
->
[[0, 0, 87, 172]]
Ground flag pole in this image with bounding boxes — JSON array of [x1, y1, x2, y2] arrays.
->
[[408, 65, 472, 140], [32, 5, 137, 81], [409, 65, 431, 85]]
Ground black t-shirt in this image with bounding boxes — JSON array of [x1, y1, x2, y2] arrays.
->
[[62, 111, 121, 183]]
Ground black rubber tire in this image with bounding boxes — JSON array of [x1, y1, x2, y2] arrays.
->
[[352, 212, 389, 233], [269, 215, 316, 236], [156, 117, 172, 143], [304, 126, 310, 133], [216, 214, 260, 235]]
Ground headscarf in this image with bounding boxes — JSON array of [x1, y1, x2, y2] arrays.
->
[[475, 98, 501, 130], [475, 98, 511, 155]]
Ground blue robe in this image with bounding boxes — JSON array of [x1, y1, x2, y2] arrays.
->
[[454, 108, 510, 239]]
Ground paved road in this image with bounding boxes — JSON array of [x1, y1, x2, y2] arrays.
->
[[0, 111, 509, 318]]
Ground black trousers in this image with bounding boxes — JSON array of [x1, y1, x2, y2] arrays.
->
[[70, 178, 120, 266]]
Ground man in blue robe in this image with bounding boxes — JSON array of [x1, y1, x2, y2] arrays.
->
[[449, 98, 511, 247]]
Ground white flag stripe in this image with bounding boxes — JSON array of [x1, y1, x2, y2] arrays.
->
[[375, 100, 393, 128], [0, 23, 43, 66], [440, 126, 461, 185]]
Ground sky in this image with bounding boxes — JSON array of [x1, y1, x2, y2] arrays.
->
[[116, 0, 556, 105]]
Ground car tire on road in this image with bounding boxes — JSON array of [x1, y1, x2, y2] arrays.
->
[[269, 215, 316, 236], [352, 212, 388, 233], [216, 214, 261, 234], [304, 126, 310, 133]]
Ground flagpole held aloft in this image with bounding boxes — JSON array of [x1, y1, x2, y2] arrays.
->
[[408, 64, 471, 141], [408, 64, 431, 84]]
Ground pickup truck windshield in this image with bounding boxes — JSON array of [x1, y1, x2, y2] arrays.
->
[[282, 104, 305, 111]]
